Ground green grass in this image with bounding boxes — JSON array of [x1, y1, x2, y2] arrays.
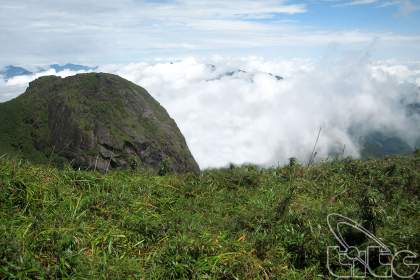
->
[[0, 153, 419, 279]]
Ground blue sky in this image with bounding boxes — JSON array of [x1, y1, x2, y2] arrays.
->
[[292, 0, 420, 34], [0, 0, 419, 66]]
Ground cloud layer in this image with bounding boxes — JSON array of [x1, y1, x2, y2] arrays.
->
[[1, 0, 420, 65], [1, 55, 420, 168]]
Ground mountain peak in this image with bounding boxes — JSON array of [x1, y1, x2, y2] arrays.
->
[[49, 63, 96, 72], [0, 65, 32, 79], [0, 73, 199, 173]]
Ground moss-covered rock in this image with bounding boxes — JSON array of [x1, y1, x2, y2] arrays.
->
[[0, 73, 199, 173]]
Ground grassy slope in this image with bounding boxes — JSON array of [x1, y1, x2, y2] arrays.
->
[[0, 154, 419, 279], [0, 78, 59, 165]]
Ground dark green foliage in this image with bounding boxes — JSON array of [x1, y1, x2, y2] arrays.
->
[[0, 154, 419, 279], [360, 131, 413, 159]]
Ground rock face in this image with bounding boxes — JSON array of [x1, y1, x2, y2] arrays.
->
[[0, 73, 199, 173]]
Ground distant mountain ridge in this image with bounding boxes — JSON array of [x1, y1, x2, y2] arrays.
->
[[205, 64, 283, 82], [1, 63, 282, 82], [0, 65, 33, 79], [0, 63, 96, 80], [49, 63, 96, 72], [358, 131, 414, 159]]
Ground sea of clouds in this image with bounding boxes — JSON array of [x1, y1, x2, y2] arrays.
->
[[1, 55, 420, 169]]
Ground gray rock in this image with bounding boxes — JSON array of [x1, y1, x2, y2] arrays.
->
[[0, 73, 199, 173]]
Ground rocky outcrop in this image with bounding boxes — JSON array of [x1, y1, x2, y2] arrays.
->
[[0, 73, 199, 173]]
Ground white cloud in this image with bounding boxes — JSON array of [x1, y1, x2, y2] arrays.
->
[[335, 0, 420, 15], [377, 1, 400, 8], [336, 0, 379, 6], [1, 0, 419, 65], [98, 56, 420, 168], [397, 0, 420, 16], [2, 55, 419, 168]]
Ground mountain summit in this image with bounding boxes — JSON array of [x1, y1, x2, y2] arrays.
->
[[0, 73, 199, 173], [49, 63, 96, 72]]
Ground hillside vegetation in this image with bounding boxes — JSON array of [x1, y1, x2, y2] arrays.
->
[[0, 153, 419, 279], [0, 73, 199, 173]]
